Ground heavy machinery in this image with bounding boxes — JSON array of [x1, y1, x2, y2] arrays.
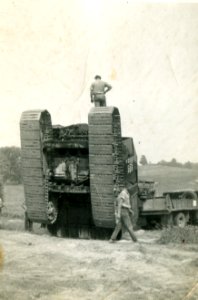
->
[[140, 189, 198, 228], [20, 106, 198, 237], [20, 107, 139, 238]]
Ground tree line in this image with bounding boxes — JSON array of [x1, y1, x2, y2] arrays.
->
[[140, 155, 198, 169], [157, 158, 198, 169]]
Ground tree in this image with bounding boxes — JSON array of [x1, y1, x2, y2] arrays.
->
[[184, 161, 192, 169], [140, 155, 148, 166], [157, 160, 167, 166], [0, 147, 22, 184], [170, 158, 177, 166]]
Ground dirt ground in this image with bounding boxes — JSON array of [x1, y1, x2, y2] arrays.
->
[[1, 180, 198, 300], [0, 224, 198, 300]]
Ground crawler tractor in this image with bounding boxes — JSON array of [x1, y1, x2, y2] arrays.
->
[[20, 107, 139, 238]]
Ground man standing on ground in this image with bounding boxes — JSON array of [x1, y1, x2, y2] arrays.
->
[[90, 75, 112, 107], [109, 184, 138, 243]]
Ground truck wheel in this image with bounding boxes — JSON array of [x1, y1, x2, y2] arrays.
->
[[174, 212, 186, 228]]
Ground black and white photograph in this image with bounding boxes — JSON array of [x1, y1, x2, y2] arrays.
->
[[0, 1, 198, 299]]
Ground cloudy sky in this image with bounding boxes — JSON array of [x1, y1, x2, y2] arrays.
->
[[0, 0, 198, 163]]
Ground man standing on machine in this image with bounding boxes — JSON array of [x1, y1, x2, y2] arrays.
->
[[90, 75, 112, 107]]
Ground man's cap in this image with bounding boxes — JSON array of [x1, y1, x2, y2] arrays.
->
[[94, 75, 101, 80]]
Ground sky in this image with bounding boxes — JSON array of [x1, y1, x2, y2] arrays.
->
[[0, 0, 198, 163]]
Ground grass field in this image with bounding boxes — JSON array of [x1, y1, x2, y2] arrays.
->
[[138, 165, 198, 195], [3, 185, 25, 219]]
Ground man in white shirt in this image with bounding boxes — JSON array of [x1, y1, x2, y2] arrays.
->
[[109, 185, 138, 243], [90, 75, 112, 107]]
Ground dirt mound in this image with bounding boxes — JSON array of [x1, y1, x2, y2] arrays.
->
[[159, 226, 198, 244]]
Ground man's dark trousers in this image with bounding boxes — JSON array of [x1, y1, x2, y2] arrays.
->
[[110, 207, 137, 242], [94, 94, 106, 107]]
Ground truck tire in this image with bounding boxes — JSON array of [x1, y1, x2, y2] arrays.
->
[[174, 212, 187, 228]]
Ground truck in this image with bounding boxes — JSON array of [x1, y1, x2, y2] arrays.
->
[[140, 189, 198, 228], [20, 106, 198, 238]]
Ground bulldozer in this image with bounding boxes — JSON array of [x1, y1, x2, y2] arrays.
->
[[20, 107, 139, 238]]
